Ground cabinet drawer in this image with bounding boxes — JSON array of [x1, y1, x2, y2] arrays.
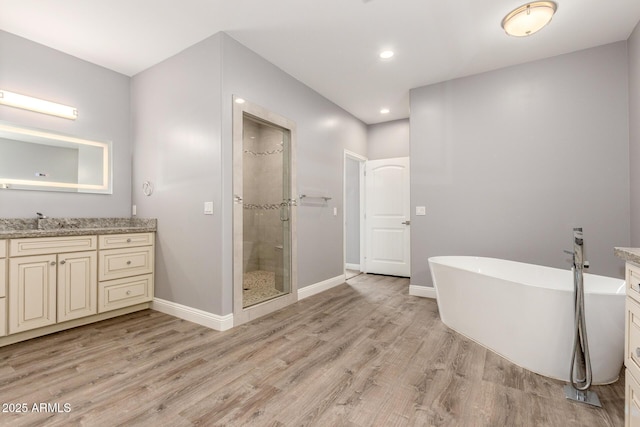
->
[[628, 263, 640, 305], [0, 240, 6, 258], [99, 233, 154, 250], [99, 246, 153, 281], [0, 298, 5, 337], [98, 274, 153, 313], [0, 259, 5, 298], [10, 236, 97, 257]]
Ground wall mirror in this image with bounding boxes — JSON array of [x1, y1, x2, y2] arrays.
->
[[0, 122, 112, 194]]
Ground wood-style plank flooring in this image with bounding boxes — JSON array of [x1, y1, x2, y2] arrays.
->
[[0, 274, 625, 426]]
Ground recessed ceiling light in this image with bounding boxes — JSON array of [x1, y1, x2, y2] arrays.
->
[[379, 50, 394, 60], [501, 1, 557, 37], [380, 108, 390, 114]]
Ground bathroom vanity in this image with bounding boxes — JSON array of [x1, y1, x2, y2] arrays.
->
[[0, 218, 156, 347], [615, 247, 640, 426]]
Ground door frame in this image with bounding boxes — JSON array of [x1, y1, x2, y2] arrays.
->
[[232, 95, 298, 326], [343, 150, 367, 277]]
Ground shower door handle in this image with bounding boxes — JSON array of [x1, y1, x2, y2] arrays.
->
[[280, 202, 290, 222]]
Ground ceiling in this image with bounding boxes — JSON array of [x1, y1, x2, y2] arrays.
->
[[1, 0, 640, 125]]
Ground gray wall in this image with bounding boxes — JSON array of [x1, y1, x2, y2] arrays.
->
[[132, 32, 367, 315], [367, 119, 410, 160], [630, 22, 640, 246], [131, 34, 223, 315], [410, 42, 630, 287], [0, 30, 131, 217]]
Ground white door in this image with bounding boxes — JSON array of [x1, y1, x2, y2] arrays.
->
[[365, 157, 410, 277]]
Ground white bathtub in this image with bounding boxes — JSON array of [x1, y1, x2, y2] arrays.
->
[[428, 256, 625, 384]]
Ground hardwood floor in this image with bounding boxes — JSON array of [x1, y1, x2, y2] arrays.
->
[[0, 273, 625, 426]]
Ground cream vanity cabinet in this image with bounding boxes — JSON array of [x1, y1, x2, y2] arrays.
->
[[98, 233, 154, 312], [626, 260, 640, 426], [8, 235, 97, 334], [0, 240, 6, 336]]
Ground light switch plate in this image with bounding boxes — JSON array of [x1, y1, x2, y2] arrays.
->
[[416, 206, 426, 216], [204, 201, 214, 215]]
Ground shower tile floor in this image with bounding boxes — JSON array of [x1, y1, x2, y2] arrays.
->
[[243, 270, 285, 307]]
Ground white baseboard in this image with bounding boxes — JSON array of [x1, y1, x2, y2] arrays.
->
[[409, 285, 437, 299], [298, 274, 346, 300], [345, 263, 360, 271], [152, 298, 234, 331], [153, 274, 346, 330]]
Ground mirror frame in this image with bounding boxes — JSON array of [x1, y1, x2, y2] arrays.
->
[[0, 122, 112, 194]]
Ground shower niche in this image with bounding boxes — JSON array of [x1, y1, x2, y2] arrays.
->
[[233, 97, 297, 325]]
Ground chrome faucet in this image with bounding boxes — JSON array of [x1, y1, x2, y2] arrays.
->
[[36, 212, 47, 230]]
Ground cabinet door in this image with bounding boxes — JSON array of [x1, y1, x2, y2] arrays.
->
[[58, 251, 97, 322], [9, 254, 57, 334]]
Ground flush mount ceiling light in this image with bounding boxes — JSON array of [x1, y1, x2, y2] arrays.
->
[[501, 1, 557, 37], [379, 50, 394, 59], [380, 108, 390, 114], [234, 98, 246, 104], [0, 89, 77, 120]]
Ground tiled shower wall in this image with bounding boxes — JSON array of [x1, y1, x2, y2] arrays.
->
[[242, 119, 284, 278]]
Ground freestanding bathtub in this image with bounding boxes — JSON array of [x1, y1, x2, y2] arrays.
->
[[429, 256, 626, 384]]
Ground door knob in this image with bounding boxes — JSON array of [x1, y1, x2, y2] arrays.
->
[[402, 220, 411, 225]]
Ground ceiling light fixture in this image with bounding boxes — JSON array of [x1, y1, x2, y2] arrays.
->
[[235, 98, 246, 104], [379, 50, 394, 59], [0, 89, 77, 120], [501, 1, 557, 37], [380, 108, 390, 114]]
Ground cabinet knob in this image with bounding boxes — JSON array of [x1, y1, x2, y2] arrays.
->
[[126, 238, 132, 243], [59, 260, 66, 265], [50, 261, 56, 266], [126, 260, 132, 265]]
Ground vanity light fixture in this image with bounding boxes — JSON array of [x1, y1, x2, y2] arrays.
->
[[379, 50, 394, 59], [0, 89, 78, 120], [501, 1, 557, 37]]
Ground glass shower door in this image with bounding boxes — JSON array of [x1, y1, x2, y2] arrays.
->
[[241, 114, 292, 308]]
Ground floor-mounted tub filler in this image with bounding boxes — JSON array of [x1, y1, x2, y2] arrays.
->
[[429, 252, 625, 386], [563, 227, 602, 406]]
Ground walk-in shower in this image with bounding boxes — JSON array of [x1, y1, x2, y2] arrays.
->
[[233, 97, 297, 326]]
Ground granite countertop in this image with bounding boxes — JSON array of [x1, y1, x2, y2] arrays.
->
[[614, 247, 640, 265], [0, 218, 156, 239]]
